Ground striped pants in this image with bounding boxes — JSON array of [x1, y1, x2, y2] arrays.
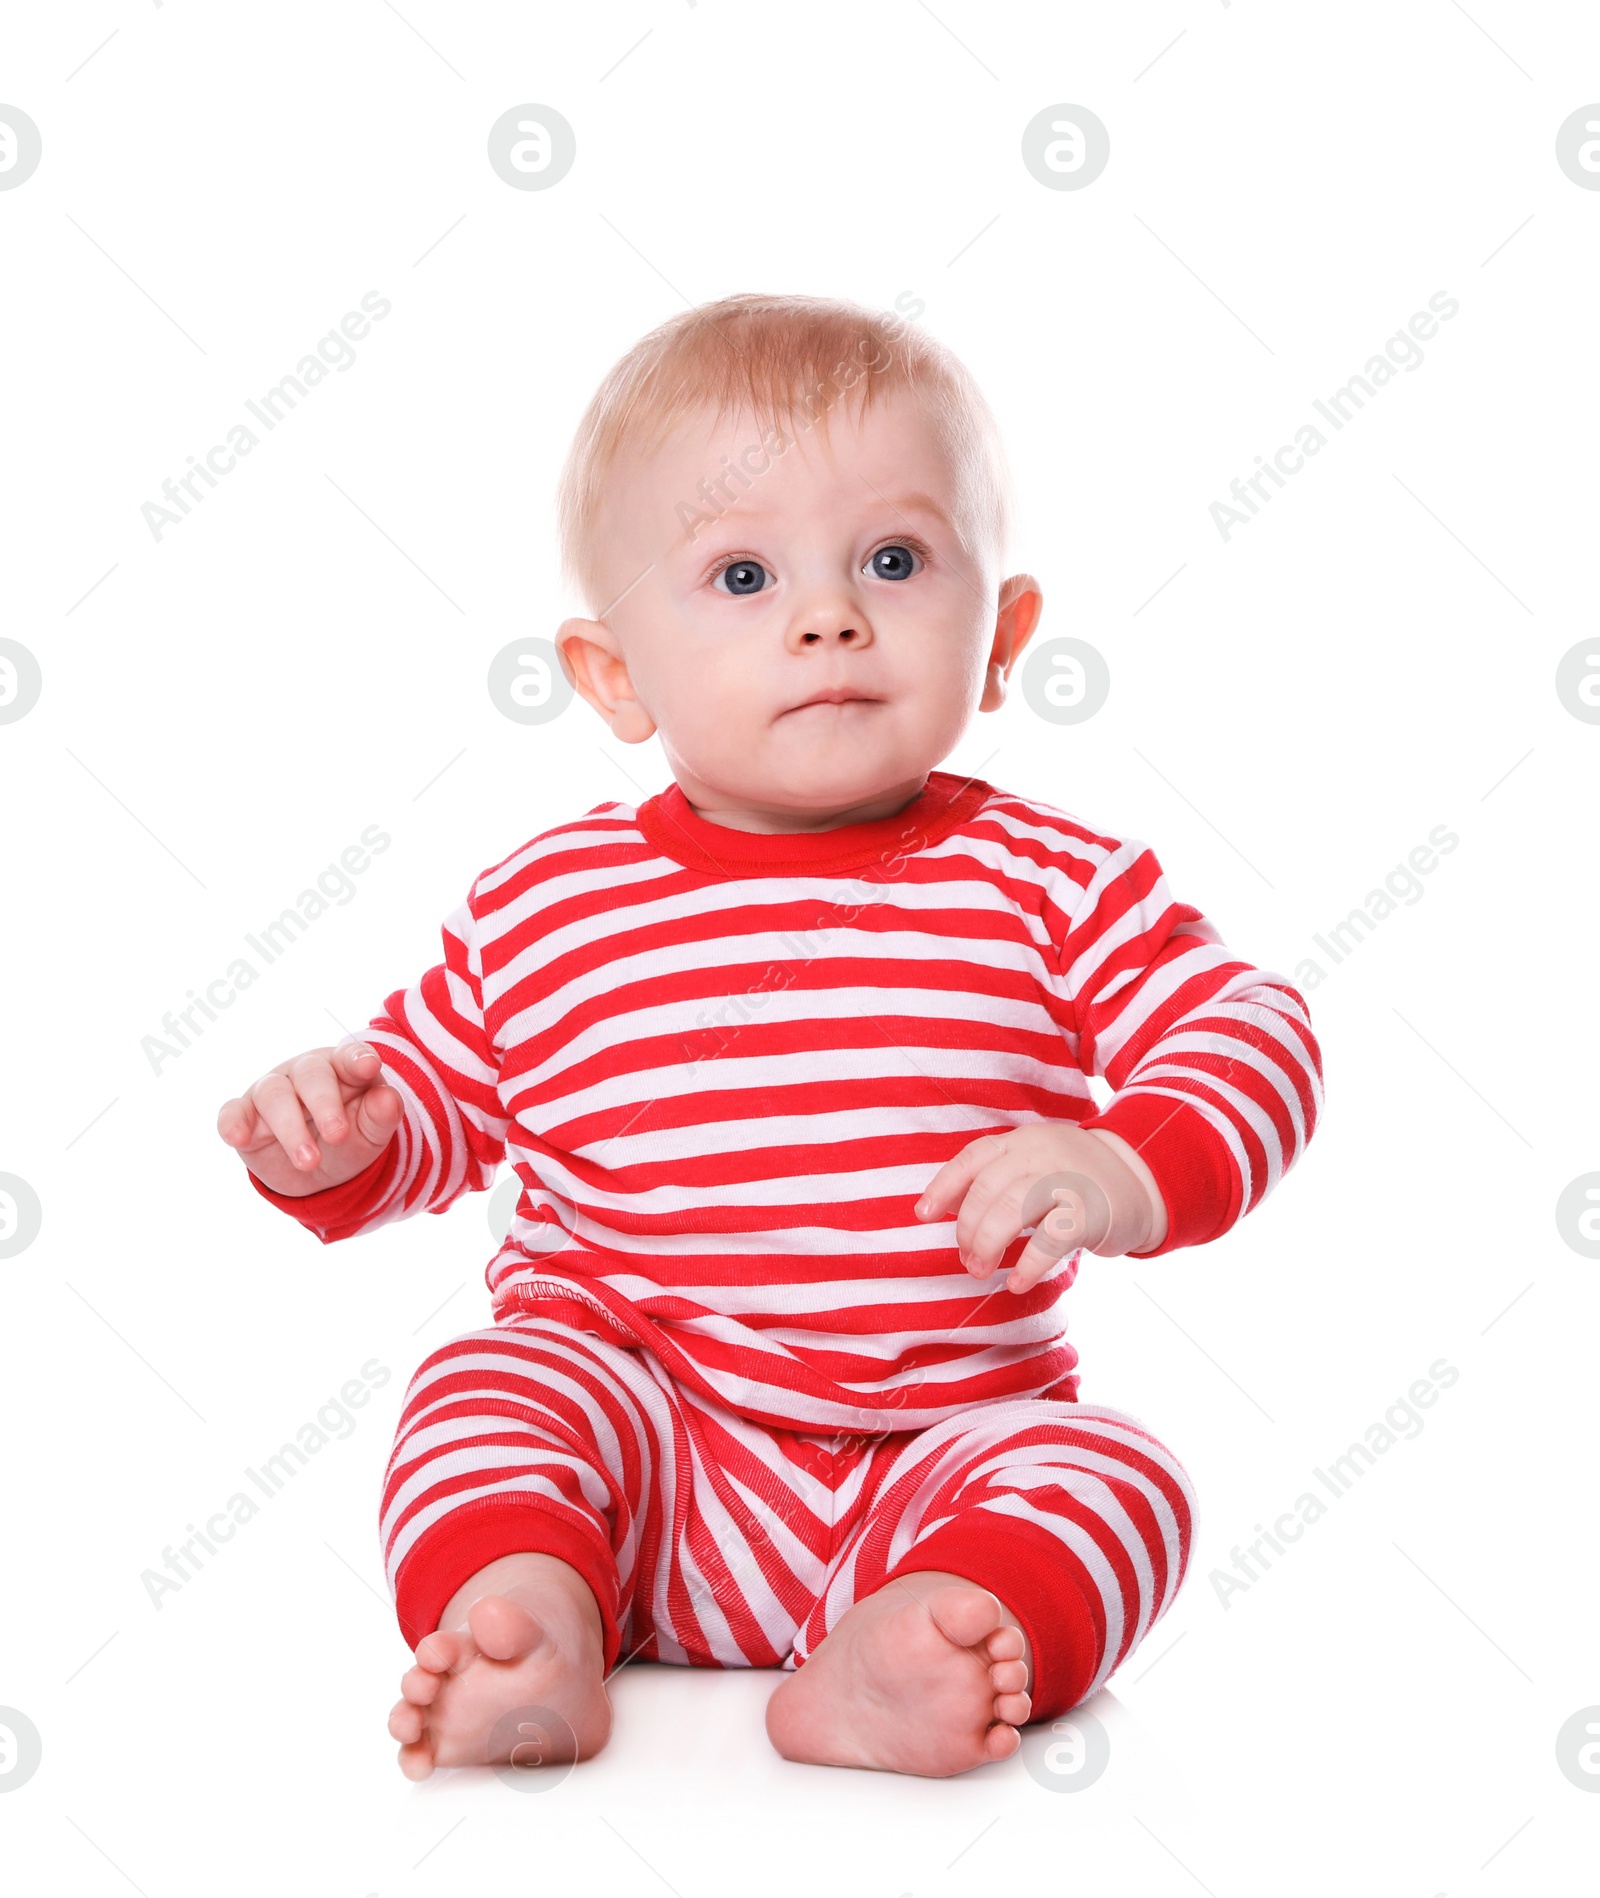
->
[[381, 1318, 1196, 1720]]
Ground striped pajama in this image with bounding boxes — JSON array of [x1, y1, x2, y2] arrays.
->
[[381, 1316, 1195, 1720], [249, 771, 1318, 1716]]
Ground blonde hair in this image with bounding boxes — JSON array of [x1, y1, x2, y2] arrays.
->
[[557, 292, 1014, 613]]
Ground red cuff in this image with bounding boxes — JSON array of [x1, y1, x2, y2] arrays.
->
[[246, 1142, 399, 1244], [392, 1500, 622, 1665], [886, 1515, 1102, 1722], [1084, 1092, 1240, 1256]]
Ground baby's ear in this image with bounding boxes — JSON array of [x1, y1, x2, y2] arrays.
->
[[996, 573, 1044, 657], [551, 625, 583, 687], [979, 658, 1009, 713], [979, 575, 1043, 711], [555, 618, 657, 744]]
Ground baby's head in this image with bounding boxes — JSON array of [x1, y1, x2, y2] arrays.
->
[[555, 293, 1042, 831]]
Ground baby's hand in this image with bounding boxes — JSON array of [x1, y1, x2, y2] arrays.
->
[[913, 1122, 1167, 1294], [216, 1043, 404, 1197]]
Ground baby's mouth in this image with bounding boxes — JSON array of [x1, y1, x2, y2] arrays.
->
[[784, 691, 884, 715]]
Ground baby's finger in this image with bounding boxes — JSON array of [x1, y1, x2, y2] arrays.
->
[[286, 1051, 349, 1142], [964, 1199, 1024, 1275], [915, 1132, 1010, 1220], [333, 1040, 384, 1095], [352, 1081, 405, 1148], [249, 1071, 320, 1170], [954, 1161, 1035, 1267], [1001, 1235, 1065, 1294], [215, 1095, 262, 1150], [1004, 1186, 1101, 1291]]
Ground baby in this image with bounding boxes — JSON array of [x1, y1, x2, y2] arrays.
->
[[217, 293, 1321, 1780]]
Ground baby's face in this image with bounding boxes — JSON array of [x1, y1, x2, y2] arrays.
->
[[560, 388, 1039, 828]]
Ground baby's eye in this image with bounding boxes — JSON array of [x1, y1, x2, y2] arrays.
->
[[866, 543, 921, 582], [713, 559, 771, 596]]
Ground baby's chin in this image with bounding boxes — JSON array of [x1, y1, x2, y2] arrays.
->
[[769, 715, 954, 794], [666, 703, 959, 821], [701, 756, 935, 826]]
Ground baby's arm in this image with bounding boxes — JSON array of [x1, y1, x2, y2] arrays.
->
[[919, 831, 1323, 1289], [1063, 839, 1323, 1254], [216, 882, 511, 1242]]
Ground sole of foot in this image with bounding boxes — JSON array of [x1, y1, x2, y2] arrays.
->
[[387, 1590, 611, 1780], [765, 1578, 1032, 1778]]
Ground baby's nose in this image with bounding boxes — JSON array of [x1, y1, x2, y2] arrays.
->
[[785, 601, 874, 651]]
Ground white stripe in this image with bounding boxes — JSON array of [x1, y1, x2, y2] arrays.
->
[[519, 1050, 1082, 1147], [506, 979, 1072, 1100]]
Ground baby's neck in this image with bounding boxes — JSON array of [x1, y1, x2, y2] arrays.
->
[[677, 775, 931, 836]]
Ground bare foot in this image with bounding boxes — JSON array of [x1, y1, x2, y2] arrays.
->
[[387, 1552, 612, 1779], [765, 1569, 1033, 1778]]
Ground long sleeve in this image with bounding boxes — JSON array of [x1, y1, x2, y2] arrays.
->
[[248, 883, 510, 1244], [1061, 834, 1323, 1255]]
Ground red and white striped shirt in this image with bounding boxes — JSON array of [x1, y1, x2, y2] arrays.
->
[[256, 772, 1322, 1431]]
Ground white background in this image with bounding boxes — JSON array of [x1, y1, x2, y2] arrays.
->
[[2, 3, 1598, 1894]]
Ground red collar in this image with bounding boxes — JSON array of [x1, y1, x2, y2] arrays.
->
[[635, 771, 992, 879]]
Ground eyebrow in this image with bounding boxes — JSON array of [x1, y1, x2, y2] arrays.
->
[[868, 489, 955, 527], [695, 487, 956, 527]]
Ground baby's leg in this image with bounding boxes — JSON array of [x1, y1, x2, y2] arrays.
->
[[379, 1319, 664, 1779], [766, 1401, 1194, 1777]]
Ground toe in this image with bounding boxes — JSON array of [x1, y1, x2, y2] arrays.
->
[[401, 1665, 443, 1706], [468, 1592, 545, 1662], [983, 1625, 1025, 1663], [397, 1739, 435, 1781], [989, 1659, 1028, 1694], [984, 1721, 1022, 1762], [921, 1583, 1003, 1650], [388, 1698, 424, 1744], [415, 1629, 468, 1673], [994, 1689, 1031, 1727]]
